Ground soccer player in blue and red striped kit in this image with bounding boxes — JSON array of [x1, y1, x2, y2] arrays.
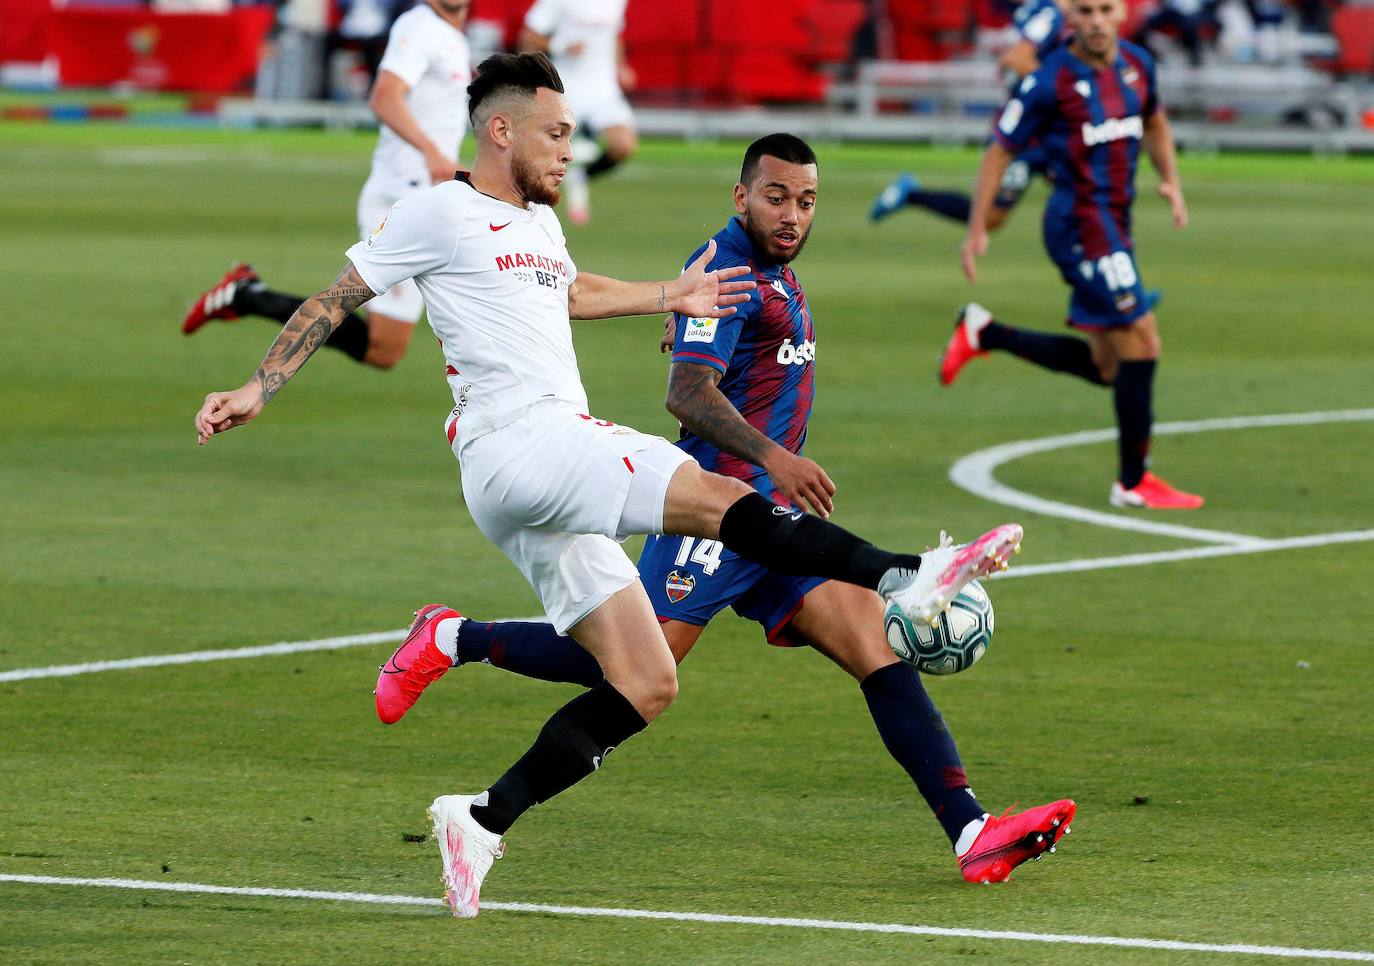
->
[[379, 134, 1076, 884], [949, 0, 1203, 509]]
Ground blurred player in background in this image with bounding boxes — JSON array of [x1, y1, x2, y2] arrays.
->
[[194, 54, 1025, 917], [519, 0, 636, 224], [378, 134, 1076, 886], [951, 0, 1202, 509], [182, 0, 471, 370], [870, 0, 1068, 231]]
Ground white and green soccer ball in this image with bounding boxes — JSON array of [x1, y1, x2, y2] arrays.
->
[[884, 579, 994, 675]]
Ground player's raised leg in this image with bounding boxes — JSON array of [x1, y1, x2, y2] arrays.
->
[[661, 460, 1022, 627], [940, 302, 1108, 387], [182, 264, 373, 363]]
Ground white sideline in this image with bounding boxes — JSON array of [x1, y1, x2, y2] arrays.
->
[[949, 408, 1374, 545], [2, 874, 1371, 961]]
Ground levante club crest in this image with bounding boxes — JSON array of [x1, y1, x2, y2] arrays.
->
[[665, 570, 696, 603]]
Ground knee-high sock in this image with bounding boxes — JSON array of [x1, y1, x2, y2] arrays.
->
[[457, 619, 604, 688], [717, 493, 922, 590], [980, 321, 1107, 385], [861, 663, 985, 844], [469, 681, 648, 835], [908, 189, 971, 223], [232, 282, 370, 362], [1114, 359, 1156, 488]]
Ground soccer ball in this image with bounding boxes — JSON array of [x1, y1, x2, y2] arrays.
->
[[884, 580, 994, 675]]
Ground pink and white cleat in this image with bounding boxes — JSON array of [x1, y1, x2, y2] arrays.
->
[[429, 793, 506, 918], [959, 799, 1076, 883], [375, 604, 462, 724], [879, 524, 1023, 627]]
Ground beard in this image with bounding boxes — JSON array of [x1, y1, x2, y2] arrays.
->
[[740, 212, 810, 264], [512, 149, 560, 207]]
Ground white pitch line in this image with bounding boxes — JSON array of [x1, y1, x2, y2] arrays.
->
[[5, 526, 1374, 685], [990, 528, 1374, 580], [949, 408, 1374, 545], [0, 630, 404, 684], [1, 875, 1370, 961]]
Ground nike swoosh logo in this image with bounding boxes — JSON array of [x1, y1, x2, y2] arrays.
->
[[489, 222, 511, 231]]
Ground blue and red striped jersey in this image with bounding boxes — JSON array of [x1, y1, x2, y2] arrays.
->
[[993, 40, 1160, 257], [1012, 0, 1067, 62], [668, 217, 816, 505]]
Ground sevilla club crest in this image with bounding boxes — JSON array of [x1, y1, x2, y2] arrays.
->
[[665, 570, 696, 604]]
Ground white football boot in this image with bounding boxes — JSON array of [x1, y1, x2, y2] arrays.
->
[[878, 524, 1023, 627], [429, 793, 506, 918], [564, 164, 591, 225]]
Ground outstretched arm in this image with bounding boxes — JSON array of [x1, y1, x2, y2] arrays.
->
[[194, 263, 376, 444], [568, 238, 755, 320], [666, 362, 835, 517], [1144, 111, 1187, 228]]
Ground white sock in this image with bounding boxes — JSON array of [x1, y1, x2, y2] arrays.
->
[[435, 617, 463, 664], [954, 814, 990, 856]]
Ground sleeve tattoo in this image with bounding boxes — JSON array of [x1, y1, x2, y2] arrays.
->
[[666, 362, 775, 467], [253, 263, 376, 404]]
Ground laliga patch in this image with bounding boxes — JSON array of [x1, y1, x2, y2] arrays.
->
[[665, 570, 696, 603], [682, 317, 717, 343], [366, 210, 390, 248]]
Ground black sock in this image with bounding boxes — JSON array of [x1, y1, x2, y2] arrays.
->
[[861, 663, 985, 845], [586, 151, 619, 178], [232, 283, 371, 363], [908, 189, 971, 223], [469, 681, 648, 835], [1114, 359, 1156, 488], [980, 321, 1107, 385], [458, 619, 604, 687], [717, 493, 920, 590]]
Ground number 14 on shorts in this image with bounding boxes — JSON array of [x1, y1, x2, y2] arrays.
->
[[674, 536, 724, 576]]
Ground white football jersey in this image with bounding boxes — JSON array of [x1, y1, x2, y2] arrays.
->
[[523, 0, 627, 99], [369, 3, 471, 190], [345, 177, 586, 441]]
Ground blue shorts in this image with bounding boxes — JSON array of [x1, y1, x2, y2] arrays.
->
[[1044, 199, 1158, 329], [638, 533, 828, 645]]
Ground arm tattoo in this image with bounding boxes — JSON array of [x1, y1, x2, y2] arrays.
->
[[666, 362, 775, 467], [253, 263, 377, 405], [657, 284, 666, 311]]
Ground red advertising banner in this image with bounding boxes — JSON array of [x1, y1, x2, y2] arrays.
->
[[50, 5, 276, 91]]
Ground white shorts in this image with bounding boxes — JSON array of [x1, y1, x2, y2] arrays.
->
[[452, 400, 693, 634], [356, 174, 425, 323], [568, 85, 634, 134]]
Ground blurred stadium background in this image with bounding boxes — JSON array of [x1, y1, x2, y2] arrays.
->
[[2, 0, 1374, 149]]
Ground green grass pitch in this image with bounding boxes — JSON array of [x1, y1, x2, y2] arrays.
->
[[2, 121, 1372, 963]]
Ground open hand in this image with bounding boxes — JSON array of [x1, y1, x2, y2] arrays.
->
[[674, 239, 756, 319]]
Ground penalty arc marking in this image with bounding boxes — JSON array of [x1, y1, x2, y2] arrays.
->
[[949, 408, 1374, 546]]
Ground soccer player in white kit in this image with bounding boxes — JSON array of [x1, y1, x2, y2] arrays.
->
[[518, 0, 636, 224], [181, 0, 471, 369], [194, 53, 1024, 918]]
